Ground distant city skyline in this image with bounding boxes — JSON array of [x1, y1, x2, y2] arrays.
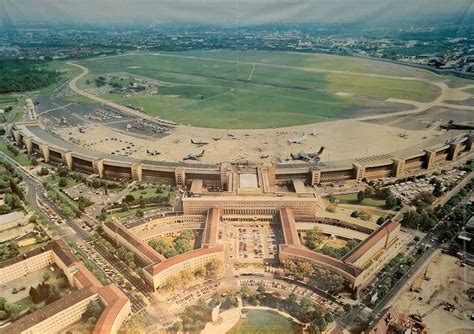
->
[[1, 0, 473, 28]]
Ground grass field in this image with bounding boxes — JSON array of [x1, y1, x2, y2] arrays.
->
[[0, 94, 18, 108], [228, 309, 297, 334], [63, 51, 447, 128], [332, 192, 387, 208], [129, 187, 174, 201]]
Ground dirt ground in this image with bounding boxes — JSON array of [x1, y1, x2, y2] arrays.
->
[[393, 251, 474, 334]]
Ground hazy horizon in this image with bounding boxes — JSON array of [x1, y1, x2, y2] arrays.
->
[[1, 0, 473, 29]]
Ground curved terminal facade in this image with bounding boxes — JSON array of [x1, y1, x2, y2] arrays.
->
[[6, 121, 473, 189]]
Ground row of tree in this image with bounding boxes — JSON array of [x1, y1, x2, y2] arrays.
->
[[283, 259, 345, 292], [162, 259, 222, 292]]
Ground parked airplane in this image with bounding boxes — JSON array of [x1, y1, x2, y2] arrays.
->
[[290, 146, 325, 162], [440, 120, 474, 131], [183, 150, 205, 161], [147, 149, 161, 156], [191, 139, 209, 146]]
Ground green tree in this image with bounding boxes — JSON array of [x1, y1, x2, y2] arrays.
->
[[123, 194, 135, 203], [121, 202, 129, 212], [58, 177, 68, 187], [38, 167, 49, 176], [205, 259, 222, 277], [5, 193, 22, 210], [41, 271, 51, 282], [239, 286, 251, 299], [385, 195, 398, 209], [57, 165, 69, 177], [305, 227, 321, 250], [4, 302, 21, 320], [82, 300, 103, 321], [357, 190, 365, 203]]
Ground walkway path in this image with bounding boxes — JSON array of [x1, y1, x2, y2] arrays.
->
[[200, 298, 243, 334]]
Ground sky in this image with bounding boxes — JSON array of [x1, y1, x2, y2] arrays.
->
[[1, 0, 473, 28]]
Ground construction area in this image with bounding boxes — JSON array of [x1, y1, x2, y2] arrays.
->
[[393, 251, 474, 334]]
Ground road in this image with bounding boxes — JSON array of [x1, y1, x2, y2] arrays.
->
[[333, 174, 473, 333], [0, 149, 153, 314], [66, 62, 173, 126]]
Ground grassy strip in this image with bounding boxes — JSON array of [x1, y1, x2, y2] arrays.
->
[[72, 244, 110, 285], [331, 192, 386, 208], [0, 139, 32, 166]]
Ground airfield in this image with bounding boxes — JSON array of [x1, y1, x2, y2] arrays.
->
[[32, 50, 474, 164]]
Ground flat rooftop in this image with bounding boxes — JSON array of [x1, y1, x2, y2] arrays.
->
[[0, 211, 25, 225], [239, 173, 259, 188], [292, 179, 306, 194], [190, 179, 203, 194]]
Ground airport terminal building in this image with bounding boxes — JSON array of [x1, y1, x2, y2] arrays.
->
[[6, 121, 473, 190]]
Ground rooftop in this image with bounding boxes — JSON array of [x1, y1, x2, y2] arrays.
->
[[202, 208, 219, 247], [239, 173, 259, 188], [292, 179, 306, 194], [104, 220, 165, 264], [5, 286, 99, 333], [145, 246, 224, 276], [280, 244, 362, 277], [279, 208, 300, 246], [342, 220, 400, 264], [0, 211, 25, 225], [94, 285, 130, 334], [0, 239, 72, 269]]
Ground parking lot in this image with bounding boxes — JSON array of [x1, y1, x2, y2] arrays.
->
[[166, 281, 221, 308], [62, 183, 121, 214], [223, 223, 281, 263], [389, 169, 467, 204]]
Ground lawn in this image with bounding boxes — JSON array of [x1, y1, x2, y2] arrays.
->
[[46, 174, 78, 189], [14, 296, 34, 312], [228, 309, 298, 334], [107, 206, 158, 220], [129, 187, 165, 199], [332, 193, 387, 208], [69, 50, 453, 128], [129, 187, 175, 202], [0, 139, 32, 166]]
